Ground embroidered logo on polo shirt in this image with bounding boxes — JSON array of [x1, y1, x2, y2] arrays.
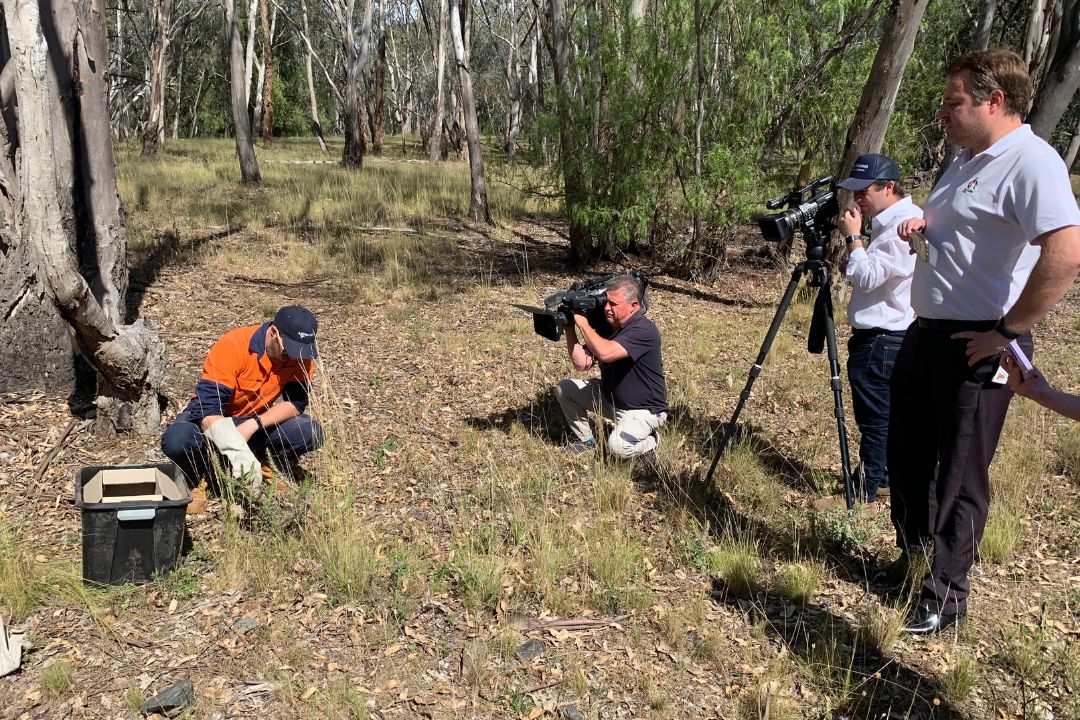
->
[[961, 177, 979, 194]]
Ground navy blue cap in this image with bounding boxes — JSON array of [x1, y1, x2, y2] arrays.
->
[[837, 153, 901, 191], [273, 305, 318, 360]]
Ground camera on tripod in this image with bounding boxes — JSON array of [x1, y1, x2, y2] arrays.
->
[[511, 272, 648, 342], [757, 176, 839, 261]]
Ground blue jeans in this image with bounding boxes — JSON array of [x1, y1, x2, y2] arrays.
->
[[847, 331, 903, 501], [161, 410, 324, 485]]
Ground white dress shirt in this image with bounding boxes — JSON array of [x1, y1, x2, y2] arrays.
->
[[845, 196, 921, 331]]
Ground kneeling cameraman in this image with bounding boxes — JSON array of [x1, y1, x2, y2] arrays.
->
[[556, 274, 668, 461]]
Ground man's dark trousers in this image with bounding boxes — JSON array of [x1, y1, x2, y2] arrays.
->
[[887, 320, 1030, 615], [161, 411, 324, 485], [847, 330, 904, 501]]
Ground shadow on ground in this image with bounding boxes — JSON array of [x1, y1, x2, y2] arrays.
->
[[464, 386, 567, 445], [652, 465, 958, 720], [126, 226, 240, 319]]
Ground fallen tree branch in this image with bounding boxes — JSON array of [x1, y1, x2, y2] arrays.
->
[[32, 417, 81, 485]]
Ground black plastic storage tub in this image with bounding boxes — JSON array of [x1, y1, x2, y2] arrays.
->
[[74, 463, 191, 585]]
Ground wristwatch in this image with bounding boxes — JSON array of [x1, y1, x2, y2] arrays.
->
[[994, 317, 1021, 340], [844, 235, 861, 246]]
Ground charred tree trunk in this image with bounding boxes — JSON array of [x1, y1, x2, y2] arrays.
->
[[224, 0, 261, 182], [449, 0, 491, 223], [2, 0, 165, 435]]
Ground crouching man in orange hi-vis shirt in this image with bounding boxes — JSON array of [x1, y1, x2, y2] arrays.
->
[[161, 306, 324, 513]]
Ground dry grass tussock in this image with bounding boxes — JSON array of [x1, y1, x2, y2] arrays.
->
[[5, 143, 1080, 719]]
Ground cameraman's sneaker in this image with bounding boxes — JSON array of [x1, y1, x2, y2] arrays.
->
[[566, 438, 597, 454]]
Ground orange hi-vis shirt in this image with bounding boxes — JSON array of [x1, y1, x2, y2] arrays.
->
[[189, 323, 315, 419]]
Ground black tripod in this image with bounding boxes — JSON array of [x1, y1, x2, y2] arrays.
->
[[704, 258, 856, 509]]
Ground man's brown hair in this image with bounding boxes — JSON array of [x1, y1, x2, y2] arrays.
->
[[946, 49, 1031, 117]]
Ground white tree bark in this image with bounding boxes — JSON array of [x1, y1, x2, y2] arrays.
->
[[329, 0, 375, 167], [225, 0, 262, 182], [448, 0, 490, 223], [300, 0, 328, 152], [3, 0, 166, 434], [429, 0, 448, 163], [243, 0, 260, 113]]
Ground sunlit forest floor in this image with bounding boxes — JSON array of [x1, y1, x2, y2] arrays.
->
[[2, 137, 1079, 720]]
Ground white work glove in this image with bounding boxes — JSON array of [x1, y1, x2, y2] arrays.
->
[[204, 418, 260, 490]]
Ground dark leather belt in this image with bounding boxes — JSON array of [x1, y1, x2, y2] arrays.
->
[[915, 318, 996, 333], [851, 327, 906, 340]]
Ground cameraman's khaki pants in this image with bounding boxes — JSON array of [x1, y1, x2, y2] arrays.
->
[[556, 379, 666, 459]]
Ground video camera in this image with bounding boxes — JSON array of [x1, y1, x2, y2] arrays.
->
[[757, 175, 838, 261], [512, 272, 648, 342]]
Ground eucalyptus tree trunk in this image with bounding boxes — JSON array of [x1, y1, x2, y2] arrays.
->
[[938, 0, 1000, 183], [1028, 0, 1079, 140], [331, 0, 375, 168], [142, 0, 173, 156], [373, 27, 386, 155], [189, 67, 206, 137], [547, 0, 591, 262], [973, 0, 997, 51], [1064, 117, 1080, 168], [838, 0, 930, 178], [253, 57, 265, 135], [300, 0, 328, 152], [506, 0, 524, 161], [224, 0, 261, 182], [429, 0, 448, 163], [449, 0, 491, 223], [260, 0, 274, 147], [1023, 0, 1062, 94], [243, 0, 259, 114], [526, 22, 544, 118], [171, 51, 185, 139], [1, 0, 165, 435]]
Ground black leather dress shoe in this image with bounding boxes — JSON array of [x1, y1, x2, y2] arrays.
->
[[903, 605, 965, 635]]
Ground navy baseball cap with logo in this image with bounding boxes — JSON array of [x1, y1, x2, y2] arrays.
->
[[837, 153, 901, 191], [273, 305, 319, 360]]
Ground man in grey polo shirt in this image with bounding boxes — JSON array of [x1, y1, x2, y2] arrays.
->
[[836, 153, 921, 503], [890, 49, 1080, 634]]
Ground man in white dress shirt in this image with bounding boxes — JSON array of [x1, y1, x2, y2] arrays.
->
[[836, 154, 922, 503]]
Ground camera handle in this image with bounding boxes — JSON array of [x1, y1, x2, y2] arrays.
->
[[704, 260, 856, 510]]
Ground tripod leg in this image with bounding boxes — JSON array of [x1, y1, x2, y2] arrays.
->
[[818, 278, 856, 509], [705, 265, 805, 485]]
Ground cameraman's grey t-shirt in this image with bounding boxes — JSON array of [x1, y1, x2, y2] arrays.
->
[[600, 311, 668, 414]]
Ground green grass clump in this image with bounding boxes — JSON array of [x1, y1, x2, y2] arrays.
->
[[0, 518, 37, 622], [40, 661, 74, 698], [940, 656, 977, 703], [773, 561, 824, 605], [708, 538, 762, 600]]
